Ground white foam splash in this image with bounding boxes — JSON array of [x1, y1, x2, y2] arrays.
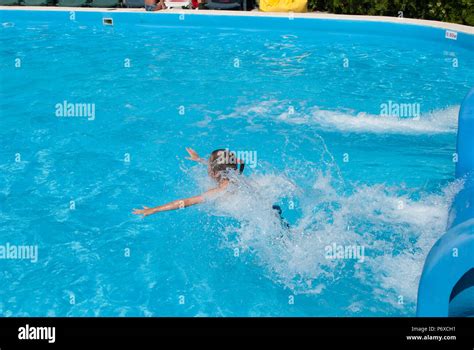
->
[[192, 154, 462, 313], [218, 100, 458, 135], [289, 106, 458, 134]]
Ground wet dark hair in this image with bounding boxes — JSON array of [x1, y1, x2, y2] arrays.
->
[[208, 149, 244, 182]]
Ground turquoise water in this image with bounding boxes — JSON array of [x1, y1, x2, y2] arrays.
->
[[1, 12, 474, 316]]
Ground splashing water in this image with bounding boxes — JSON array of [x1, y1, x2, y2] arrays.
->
[[193, 137, 463, 311], [218, 100, 458, 135]]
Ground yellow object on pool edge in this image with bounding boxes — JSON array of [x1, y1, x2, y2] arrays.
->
[[259, 0, 307, 13]]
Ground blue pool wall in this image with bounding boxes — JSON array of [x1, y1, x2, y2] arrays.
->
[[1, 10, 474, 51], [417, 88, 474, 317], [452, 88, 474, 228]]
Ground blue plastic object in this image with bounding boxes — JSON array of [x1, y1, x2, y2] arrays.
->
[[417, 88, 474, 317]]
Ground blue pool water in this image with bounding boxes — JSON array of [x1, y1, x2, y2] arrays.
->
[[1, 11, 474, 316]]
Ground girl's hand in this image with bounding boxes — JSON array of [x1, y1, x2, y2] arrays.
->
[[132, 206, 155, 217], [185, 147, 201, 162]]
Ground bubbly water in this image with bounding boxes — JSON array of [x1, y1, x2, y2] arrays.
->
[[0, 14, 473, 316]]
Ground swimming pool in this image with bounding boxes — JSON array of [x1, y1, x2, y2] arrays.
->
[[1, 9, 473, 317]]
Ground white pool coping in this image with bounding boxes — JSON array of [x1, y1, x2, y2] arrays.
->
[[1, 6, 473, 35]]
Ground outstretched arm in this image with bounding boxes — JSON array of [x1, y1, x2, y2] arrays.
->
[[132, 184, 227, 217], [132, 195, 204, 217]]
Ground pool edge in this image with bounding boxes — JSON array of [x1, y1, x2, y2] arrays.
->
[[1, 6, 473, 35]]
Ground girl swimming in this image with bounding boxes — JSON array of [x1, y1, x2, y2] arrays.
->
[[132, 148, 244, 217]]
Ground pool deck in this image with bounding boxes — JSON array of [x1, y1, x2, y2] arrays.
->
[[1, 6, 473, 35]]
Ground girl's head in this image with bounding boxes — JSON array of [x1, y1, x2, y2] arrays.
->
[[208, 149, 244, 182]]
